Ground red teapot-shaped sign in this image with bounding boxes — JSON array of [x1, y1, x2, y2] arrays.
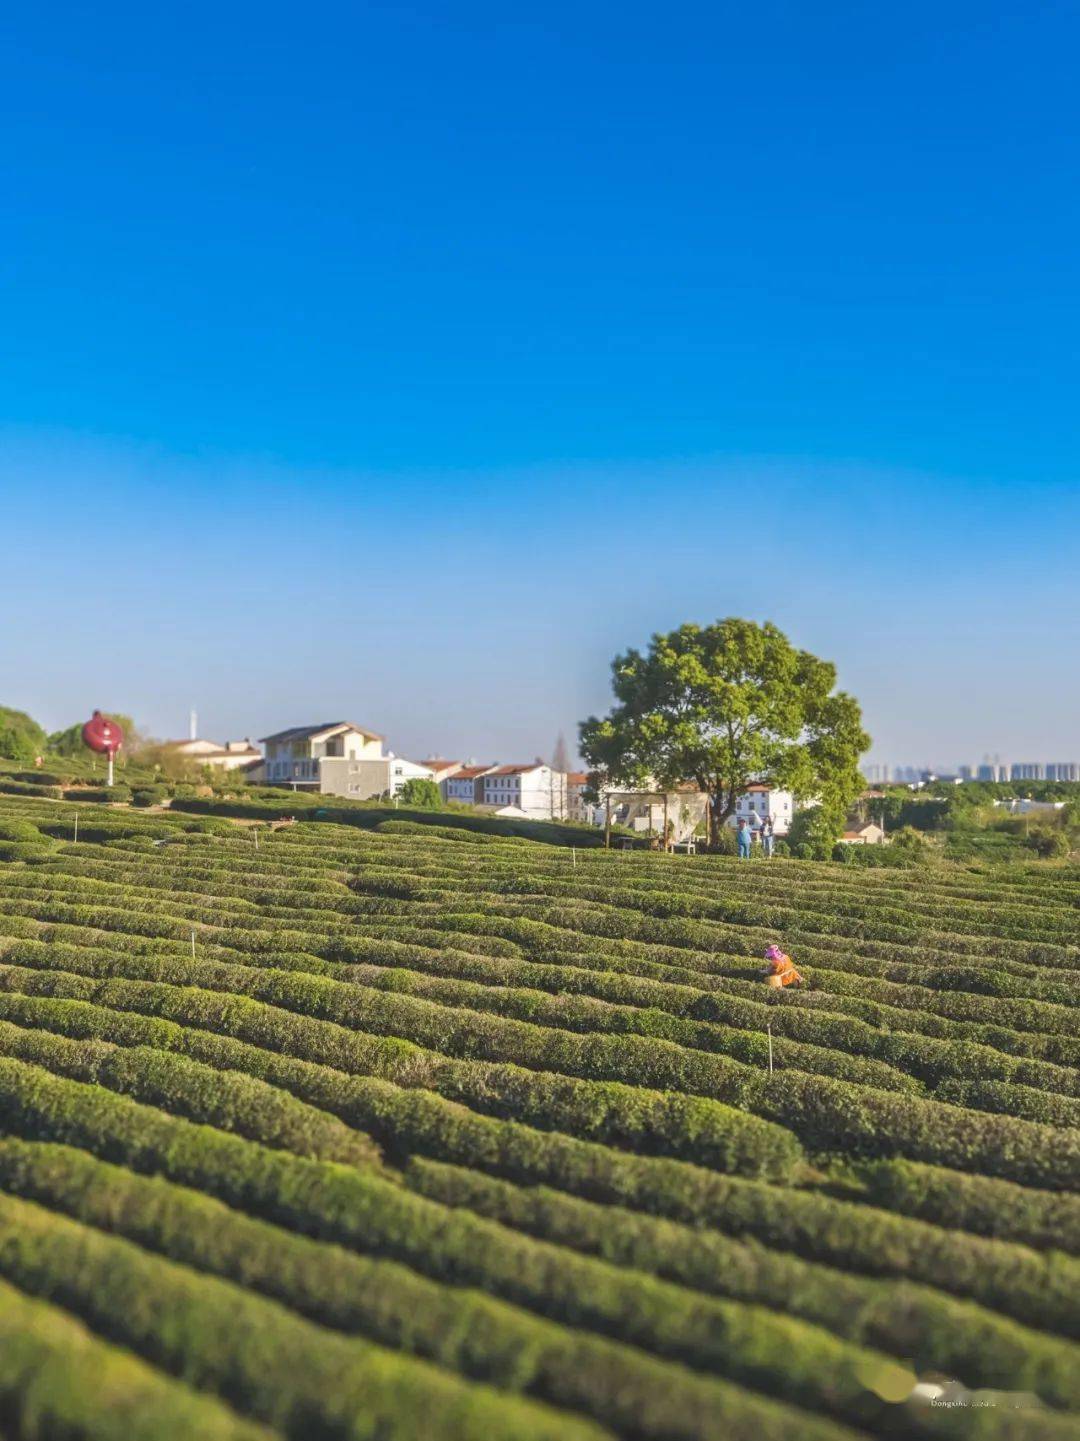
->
[[82, 711, 124, 756]]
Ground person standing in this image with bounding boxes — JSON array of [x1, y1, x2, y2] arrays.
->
[[736, 816, 752, 858], [761, 814, 775, 858]]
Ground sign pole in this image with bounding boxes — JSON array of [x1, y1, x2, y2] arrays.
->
[[767, 1023, 774, 1077]]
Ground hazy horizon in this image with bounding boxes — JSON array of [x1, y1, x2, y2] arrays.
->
[[2, 3, 1079, 766], [3, 428, 1077, 770]]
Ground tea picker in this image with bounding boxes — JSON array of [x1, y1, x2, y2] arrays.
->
[[762, 944, 803, 989]]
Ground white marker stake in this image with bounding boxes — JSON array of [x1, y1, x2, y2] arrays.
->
[[190, 930, 196, 960], [767, 1023, 774, 1077], [73, 811, 78, 845], [572, 846, 576, 868], [254, 828, 259, 851]]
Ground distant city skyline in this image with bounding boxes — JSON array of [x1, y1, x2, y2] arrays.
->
[[866, 760, 1080, 785]]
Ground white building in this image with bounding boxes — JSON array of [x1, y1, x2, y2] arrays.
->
[[479, 763, 566, 820], [993, 797, 1065, 815], [260, 722, 384, 790], [164, 737, 262, 772], [731, 784, 794, 835]]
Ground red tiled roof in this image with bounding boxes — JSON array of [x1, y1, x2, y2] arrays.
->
[[566, 771, 589, 785], [452, 764, 494, 779], [487, 763, 543, 777]]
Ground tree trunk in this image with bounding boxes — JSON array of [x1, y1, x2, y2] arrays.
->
[[708, 793, 723, 850], [708, 788, 738, 849]]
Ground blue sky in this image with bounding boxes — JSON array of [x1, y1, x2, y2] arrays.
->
[[1, 2, 1078, 767]]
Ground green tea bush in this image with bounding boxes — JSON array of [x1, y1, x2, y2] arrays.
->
[[0, 1270, 273, 1441], [0, 1139, 850, 1441], [0, 790, 1077, 1438], [0, 1188, 601, 1441]]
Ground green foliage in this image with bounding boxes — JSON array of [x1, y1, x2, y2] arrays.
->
[[133, 784, 170, 807], [396, 777, 443, 808], [579, 619, 869, 845], [0, 1271, 273, 1441], [0, 1140, 844, 1441], [66, 783, 133, 804], [0, 705, 47, 763], [1024, 825, 1070, 859], [409, 1157, 1080, 1408], [0, 776, 64, 799], [0, 789, 1076, 1436], [0, 1181, 597, 1441], [860, 1158, 1080, 1252], [788, 805, 844, 860]]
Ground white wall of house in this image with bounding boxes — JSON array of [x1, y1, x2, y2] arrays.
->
[[730, 786, 794, 835], [481, 765, 565, 819], [167, 738, 262, 771]]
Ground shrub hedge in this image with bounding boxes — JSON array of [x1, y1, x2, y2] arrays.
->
[[0, 1138, 853, 1441], [0, 1187, 604, 1441]]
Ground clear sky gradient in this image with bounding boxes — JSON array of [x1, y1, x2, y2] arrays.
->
[[2, 3, 1078, 768]]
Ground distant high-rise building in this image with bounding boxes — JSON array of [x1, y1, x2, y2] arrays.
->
[[863, 763, 890, 784], [1011, 762, 1046, 781], [976, 753, 1009, 782], [958, 765, 975, 781], [1047, 762, 1080, 782]]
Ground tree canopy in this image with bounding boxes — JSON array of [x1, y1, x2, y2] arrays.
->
[[579, 619, 869, 847], [0, 707, 47, 764], [396, 777, 442, 809]]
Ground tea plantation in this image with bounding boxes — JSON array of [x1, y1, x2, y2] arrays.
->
[[0, 792, 1077, 1441]]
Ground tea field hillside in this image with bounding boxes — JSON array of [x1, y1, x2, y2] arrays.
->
[[0, 792, 1077, 1441]]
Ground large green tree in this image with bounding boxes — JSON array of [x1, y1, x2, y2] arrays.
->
[[0, 707, 47, 764], [579, 619, 869, 848]]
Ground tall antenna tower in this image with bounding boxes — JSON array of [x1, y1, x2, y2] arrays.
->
[[189, 709, 198, 741]]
